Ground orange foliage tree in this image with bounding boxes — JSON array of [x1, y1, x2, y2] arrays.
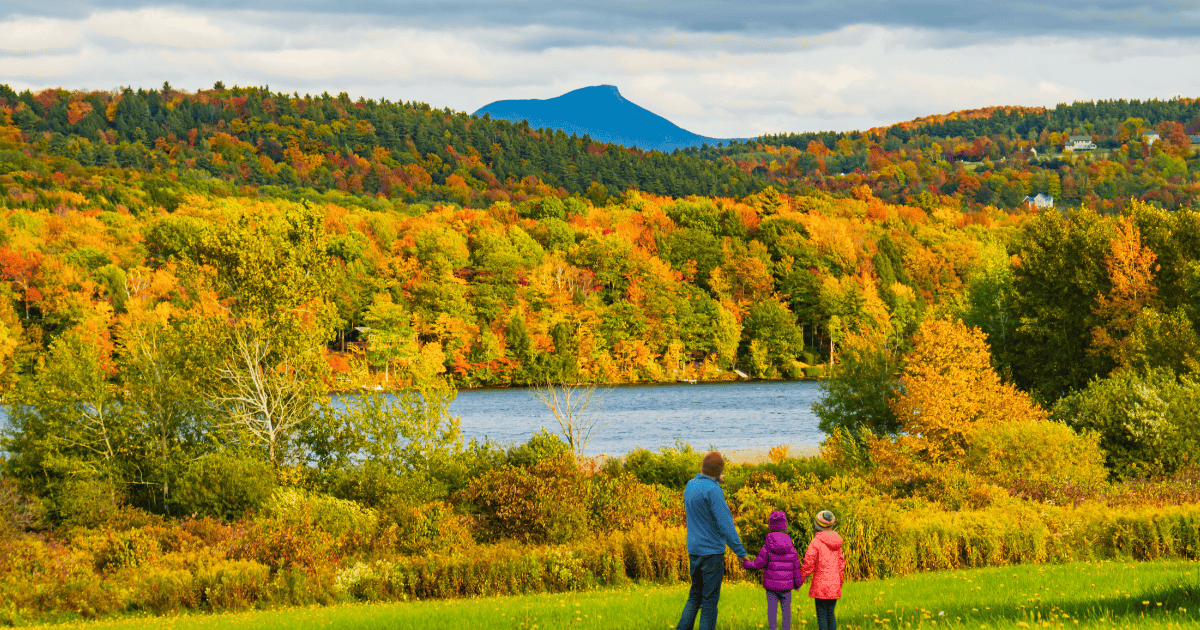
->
[[1090, 215, 1159, 363], [884, 317, 1047, 464]]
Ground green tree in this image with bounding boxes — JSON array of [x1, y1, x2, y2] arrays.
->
[[958, 243, 1016, 365], [742, 300, 805, 375], [192, 202, 338, 467], [1053, 368, 1200, 479], [1009, 208, 1116, 403], [2, 324, 130, 520], [712, 303, 741, 369], [812, 331, 902, 443]]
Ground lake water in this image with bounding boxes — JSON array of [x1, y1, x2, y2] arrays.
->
[[448, 380, 825, 455], [0, 380, 827, 458]]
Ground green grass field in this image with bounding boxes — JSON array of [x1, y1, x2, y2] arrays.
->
[[24, 559, 1200, 630]]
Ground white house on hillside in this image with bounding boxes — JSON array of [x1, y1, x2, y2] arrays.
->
[[1142, 131, 1161, 144], [1022, 194, 1054, 209], [1065, 135, 1096, 151]]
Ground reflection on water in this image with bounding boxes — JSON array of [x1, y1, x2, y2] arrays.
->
[[448, 380, 824, 456]]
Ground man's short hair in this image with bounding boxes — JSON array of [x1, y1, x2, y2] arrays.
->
[[702, 451, 725, 477]]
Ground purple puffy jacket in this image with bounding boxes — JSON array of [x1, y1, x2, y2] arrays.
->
[[742, 511, 804, 592]]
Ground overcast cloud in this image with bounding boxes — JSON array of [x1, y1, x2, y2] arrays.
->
[[2, 2, 1198, 137]]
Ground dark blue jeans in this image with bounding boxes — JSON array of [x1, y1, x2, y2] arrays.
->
[[816, 597, 838, 630], [676, 553, 725, 630]]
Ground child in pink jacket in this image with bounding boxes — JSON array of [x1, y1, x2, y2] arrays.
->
[[800, 510, 845, 630], [741, 510, 804, 630]]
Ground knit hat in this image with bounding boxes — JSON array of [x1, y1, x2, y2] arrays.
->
[[701, 451, 725, 478], [814, 510, 836, 531], [768, 510, 788, 532]]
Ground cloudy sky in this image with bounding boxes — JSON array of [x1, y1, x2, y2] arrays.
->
[[2, 1, 1199, 138]]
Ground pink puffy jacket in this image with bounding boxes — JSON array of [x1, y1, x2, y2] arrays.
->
[[800, 530, 846, 599]]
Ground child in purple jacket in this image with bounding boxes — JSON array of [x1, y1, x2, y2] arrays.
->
[[742, 510, 805, 630]]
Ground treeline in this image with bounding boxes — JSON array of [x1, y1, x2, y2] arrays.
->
[[0, 82, 762, 202], [2, 83, 1199, 217]]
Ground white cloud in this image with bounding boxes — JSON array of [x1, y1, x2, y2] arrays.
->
[[0, 16, 82, 52], [87, 9, 232, 48], [407, 34, 489, 79], [629, 76, 704, 117], [1, 52, 83, 78], [235, 46, 414, 80]]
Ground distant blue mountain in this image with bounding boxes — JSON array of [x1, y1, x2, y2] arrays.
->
[[473, 85, 734, 153]]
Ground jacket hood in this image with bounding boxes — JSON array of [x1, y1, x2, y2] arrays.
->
[[815, 530, 843, 551], [764, 531, 796, 555], [768, 510, 787, 532]]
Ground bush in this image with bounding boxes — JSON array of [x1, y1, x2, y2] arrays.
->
[[232, 488, 378, 570], [617, 441, 702, 490], [94, 527, 162, 573], [128, 564, 201, 613], [507, 429, 571, 467], [724, 456, 839, 494], [172, 454, 276, 521], [323, 463, 446, 509], [0, 478, 42, 537], [334, 528, 702, 603], [965, 419, 1107, 487], [195, 559, 271, 610], [261, 488, 378, 543], [462, 455, 590, 545], [1053, 369, 1200, 479], [376, 499, 475, 556], [54, 476, 126, 528]]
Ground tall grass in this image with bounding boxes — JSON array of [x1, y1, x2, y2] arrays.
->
[[18, 559, 1198, 629], [735, 477, 1200, 580]]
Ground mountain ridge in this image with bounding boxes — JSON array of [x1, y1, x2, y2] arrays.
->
[[473, 85, 735, 153]]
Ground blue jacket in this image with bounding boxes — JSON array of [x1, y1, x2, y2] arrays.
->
[[683, 474, 747, 557]]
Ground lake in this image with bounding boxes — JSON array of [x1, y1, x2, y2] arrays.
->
[[0, 380, 827, 458], [448, 380, 825, 455]]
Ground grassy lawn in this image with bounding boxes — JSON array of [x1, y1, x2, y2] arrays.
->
[[23, 559, 1200, 630]]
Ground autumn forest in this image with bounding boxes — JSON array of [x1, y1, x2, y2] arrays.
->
[[1, 82, 1200, 623]]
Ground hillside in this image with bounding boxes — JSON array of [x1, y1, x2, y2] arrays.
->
[[474, 85, 731, 153], [0, 84, 1197, 214]]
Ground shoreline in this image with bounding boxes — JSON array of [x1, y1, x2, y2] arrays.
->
[[591, 443, 823, 465], [721, 444, 822, 464], [334, 374, 825, 395]]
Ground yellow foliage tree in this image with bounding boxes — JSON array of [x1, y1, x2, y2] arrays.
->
[[1090, 215, 1159, 363], [886, 318, 1047, 463]]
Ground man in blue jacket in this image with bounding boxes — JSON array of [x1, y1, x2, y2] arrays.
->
[[676, 451, 747, 630]]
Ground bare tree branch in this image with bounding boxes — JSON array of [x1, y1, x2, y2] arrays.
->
[[533, 379, 607, 457], [215, 326, 317, 466]]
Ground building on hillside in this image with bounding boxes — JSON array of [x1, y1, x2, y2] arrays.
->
[[1022, 194, 1054, 210], [1142, 131, 1161, 144], [1065, 135, 1095, 151], [1189, 135, 1200, 145]]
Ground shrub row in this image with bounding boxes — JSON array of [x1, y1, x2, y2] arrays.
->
[[0, 524, 706, 624], [735, 476, 1200, 580]]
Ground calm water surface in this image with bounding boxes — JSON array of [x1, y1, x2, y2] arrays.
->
[[0, 381, 825, 458], [448, 380, 823, 455]]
